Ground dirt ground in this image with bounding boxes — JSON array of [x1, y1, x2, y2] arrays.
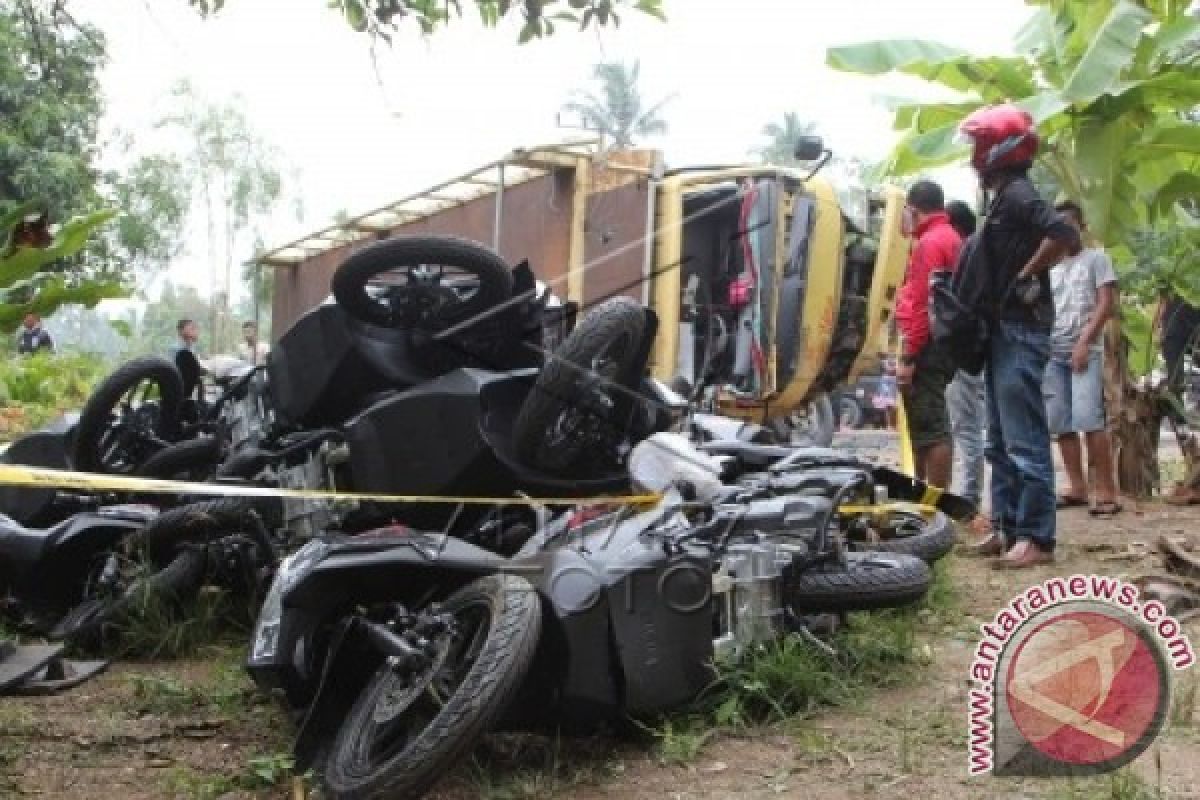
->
[[3, 431, 1199, 799]]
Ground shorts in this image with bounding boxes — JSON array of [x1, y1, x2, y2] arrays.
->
[[905, 343, 956, 450], [1044, 349, 1106, 435]]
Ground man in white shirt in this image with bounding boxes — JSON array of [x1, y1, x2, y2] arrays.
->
[[236, 320, 269, 364], [1044, 202, 1120, 517]]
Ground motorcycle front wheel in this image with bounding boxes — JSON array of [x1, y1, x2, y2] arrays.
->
[[324, 574, 542, 799]]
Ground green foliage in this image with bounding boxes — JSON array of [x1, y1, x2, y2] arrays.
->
[[107, 152, 191, 276], [187, 0, 665, 43], [827, 0, 1200, 249], [106, 584, 254, 660], [162, 752, 296, 799], [562, 60, 672, 148], [128, 659, 256, 716], [0, 6, 106, 220], [0, 203, 126, 332], [0, 351, 105, 406], [0, 352, 107, 439]]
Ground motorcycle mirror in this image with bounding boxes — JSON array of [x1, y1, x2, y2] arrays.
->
[[793, 135, 825, 162]]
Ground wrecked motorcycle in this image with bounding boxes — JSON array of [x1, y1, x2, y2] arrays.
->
[[247, 436, 934, 799]]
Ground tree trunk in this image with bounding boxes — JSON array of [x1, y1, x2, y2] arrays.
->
[[1108, 319, 1163, 498]]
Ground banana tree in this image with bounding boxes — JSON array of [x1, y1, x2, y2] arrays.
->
[[827, 0, 1200, 496], [0, 202, 126, 332]]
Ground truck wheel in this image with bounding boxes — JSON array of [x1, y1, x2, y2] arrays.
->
[[512, 297, 647, 475], [773, 393, 836, 447], [784, 551, 931, 613], [332, 236, 514, 330]]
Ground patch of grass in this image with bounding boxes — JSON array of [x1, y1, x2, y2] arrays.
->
[[642, 716, 715, 764], [462, 735, 618, 800], [647, 564, 958, 766], [161, 752, 295, 799], [0, 742, 19, 795], [689, 606, 920, 735], [108, 584, 255, 661], [129, 653, 258, 717], [1044, 768, 1160, 800], [922, 558, 960, 622], [0, 704, 35, 736]]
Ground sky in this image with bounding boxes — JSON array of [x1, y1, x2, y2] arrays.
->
[[71, 0, 1035, 297]]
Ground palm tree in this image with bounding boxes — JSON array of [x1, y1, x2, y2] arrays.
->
[[562, 61, 672, 149], [752, 112, 818, 165]]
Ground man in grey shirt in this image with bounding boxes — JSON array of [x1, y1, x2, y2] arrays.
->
[[1044, 202, 1120, 516]]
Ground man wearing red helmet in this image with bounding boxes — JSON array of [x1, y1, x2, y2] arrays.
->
[[957, 104, 1081, 569]]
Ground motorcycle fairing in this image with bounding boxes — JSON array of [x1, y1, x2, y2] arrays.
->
[[0, 428, 76, 526], [267, 303, 403, 428], [0, 507, 154, 608], [262, 505, 718, 753]]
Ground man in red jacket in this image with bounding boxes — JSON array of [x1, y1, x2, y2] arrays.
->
[[895, 180, 963, 489]]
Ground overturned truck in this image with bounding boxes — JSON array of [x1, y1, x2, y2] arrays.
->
[[257, 139, 907, 441]]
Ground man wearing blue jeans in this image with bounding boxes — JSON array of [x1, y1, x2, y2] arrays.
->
[[957, 105, 1080, 568], [1045, 202, 1120, 517]]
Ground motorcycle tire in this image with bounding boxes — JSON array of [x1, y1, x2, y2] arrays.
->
[[136, 436, 221, 480], [784, 551, 931, 613], [324, 574, 542, 800], [846, 511, 956, 565], [511, 296, 646, 474], [332, 235, 514, 330], [49, 546, 207, 645], [136, 497, 267, 566], [72, 356, 184, 474]]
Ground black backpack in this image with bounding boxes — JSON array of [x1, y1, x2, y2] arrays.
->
[[929, 231, 993, 376]]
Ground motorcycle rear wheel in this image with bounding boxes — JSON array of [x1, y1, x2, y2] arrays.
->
[[784, 551, 931, 613], [323, 574, 541, 800], [512, 296, 647, 475], [332, 235, 514, 330], [844, 510, 956, 565]]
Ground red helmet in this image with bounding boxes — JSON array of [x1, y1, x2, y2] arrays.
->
[[957, 104, 1038, 174]]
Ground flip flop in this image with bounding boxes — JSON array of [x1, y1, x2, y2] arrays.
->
[[1056, 494, 1088, 509], [1090, 501, 1123, 518]]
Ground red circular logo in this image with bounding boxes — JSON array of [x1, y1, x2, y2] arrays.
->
[[1004, 609, 1168, 768]]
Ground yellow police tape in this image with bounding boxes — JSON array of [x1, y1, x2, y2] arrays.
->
[[0, 463, 661, 507], [0, 462, 939, 517]]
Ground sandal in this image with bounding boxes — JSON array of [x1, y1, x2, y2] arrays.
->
[[1090, 501, 1123, 518], [1056, 494, 1088, 509]]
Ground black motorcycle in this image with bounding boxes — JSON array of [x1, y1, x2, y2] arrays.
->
[[247, 435, 936, 799]]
